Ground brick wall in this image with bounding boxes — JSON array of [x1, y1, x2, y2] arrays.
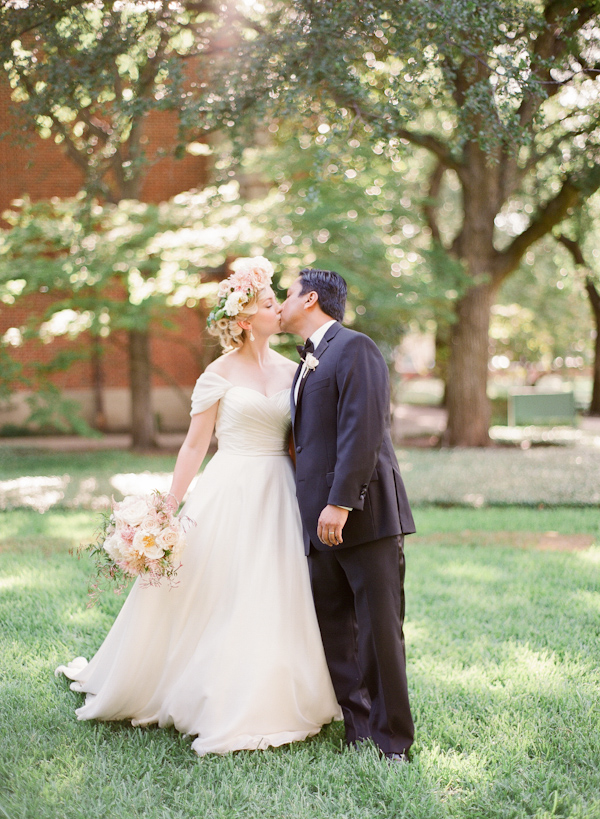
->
[[0, 85, 208, 215], [0, 82, 213, 430], [1, 293, 207, 388]]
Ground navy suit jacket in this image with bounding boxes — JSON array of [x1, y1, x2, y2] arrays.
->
[[291, 321, 415, 554]]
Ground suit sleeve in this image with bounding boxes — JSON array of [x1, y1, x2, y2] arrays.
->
[[327, 335, 389, 511]]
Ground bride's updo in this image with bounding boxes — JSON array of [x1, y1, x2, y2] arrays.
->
[[207, 256, 274, 351]]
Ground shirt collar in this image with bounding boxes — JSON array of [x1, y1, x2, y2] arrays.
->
[[308, 319, 336, 352]]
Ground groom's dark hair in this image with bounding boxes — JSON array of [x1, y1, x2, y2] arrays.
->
[[298, 268, 347, 322]]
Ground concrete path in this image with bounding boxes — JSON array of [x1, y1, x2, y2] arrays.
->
[[1, 405, 600, 451]]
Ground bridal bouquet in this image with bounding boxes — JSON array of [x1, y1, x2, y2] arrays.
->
[[80, 491, 190, 602]]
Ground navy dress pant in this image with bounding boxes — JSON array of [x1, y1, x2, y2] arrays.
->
[[308, 534, 414, 755]]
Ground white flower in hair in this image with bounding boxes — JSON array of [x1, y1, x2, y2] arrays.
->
[[224, 290, 248, 317]]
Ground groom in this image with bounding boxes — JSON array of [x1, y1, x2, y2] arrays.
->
[[279, 268, 416, 761]]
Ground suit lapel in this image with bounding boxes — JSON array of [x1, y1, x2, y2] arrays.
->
[[312, 320, 342, 361], [293, 322, 342, 427]]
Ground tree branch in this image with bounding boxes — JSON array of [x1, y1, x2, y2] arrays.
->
[[135, 15, 172, 98], [557, 233, 600, 314], [522, 123, 598, 175], [568, 46, 600, 81], [396, 129, 462, 171], [18, 72, 90, 173], [423, 160, 446, 245], [518, 0, 597, 129], [0, 0, 88, 43], [78, 109, 112, 144], [586, 276, 600, 314], [316, 68, 464, 171], [556, 233, 586, 267], [495, 177, 581, 280]]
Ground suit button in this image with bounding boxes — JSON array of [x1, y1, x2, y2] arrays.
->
[[296, 445, 302, 453]]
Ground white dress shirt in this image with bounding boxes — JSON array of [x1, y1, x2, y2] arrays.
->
[[293, 319, 336, 406]]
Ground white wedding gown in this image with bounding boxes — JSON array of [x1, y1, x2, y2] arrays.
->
[[56, 372, 340, 755]]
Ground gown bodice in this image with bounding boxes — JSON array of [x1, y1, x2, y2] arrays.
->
[[190, 372, 291, 456]]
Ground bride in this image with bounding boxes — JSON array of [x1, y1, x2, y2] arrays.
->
[[56, 256, 340, 756]]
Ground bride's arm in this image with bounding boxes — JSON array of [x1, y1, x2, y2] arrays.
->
[[167, 402, 219, 508]]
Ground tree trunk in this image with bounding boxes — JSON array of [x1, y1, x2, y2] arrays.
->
[[585, 278, 600, 416], [443, 282, 496, 446], [91, 337, 107, 432], [128, 328, 157, 450], [434, 322, 451, 406], [441, 132, 503, 447]]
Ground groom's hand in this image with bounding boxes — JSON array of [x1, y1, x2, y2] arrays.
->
[[317, 505, 349, 547]]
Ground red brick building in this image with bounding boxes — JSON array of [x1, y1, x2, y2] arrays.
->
[[0, 83, 212, 433]]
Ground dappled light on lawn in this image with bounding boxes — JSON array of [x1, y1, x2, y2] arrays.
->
[[3, 445, 600, 511], [0, 575, 29, 591], [109, 472, 178, 497], [577, 546, 600, 566], [0, 475, 68, 512], [0, 457, 203, 512], [437, 562, 504, 583], [575, 589, 600, 615]]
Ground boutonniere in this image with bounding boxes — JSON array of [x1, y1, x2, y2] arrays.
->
[[305, 352, 319, 371]]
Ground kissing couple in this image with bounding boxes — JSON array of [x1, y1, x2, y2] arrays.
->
[[57, 258, 416, 762]]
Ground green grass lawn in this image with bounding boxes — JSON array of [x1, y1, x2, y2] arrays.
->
[[0, 448, 179, 481], [3, 445, 600, 510], [1, 507, 599, 819]]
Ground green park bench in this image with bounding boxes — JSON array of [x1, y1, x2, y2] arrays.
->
[[507, 389, 576, 426]]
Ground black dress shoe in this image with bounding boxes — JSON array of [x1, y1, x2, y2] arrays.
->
[[385, 752, 409, 764]]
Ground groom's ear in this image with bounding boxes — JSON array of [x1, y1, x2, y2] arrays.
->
[[303, 291, 319, 310]]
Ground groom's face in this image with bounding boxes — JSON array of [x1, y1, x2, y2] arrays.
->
[[278, 278, 308, 334]]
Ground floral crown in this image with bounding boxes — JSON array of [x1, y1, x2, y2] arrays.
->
[[207, 256, 274, 328]]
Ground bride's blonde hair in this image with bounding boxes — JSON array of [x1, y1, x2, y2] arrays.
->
[[208, 293, 261, 350], [207, 256, 274, 352]]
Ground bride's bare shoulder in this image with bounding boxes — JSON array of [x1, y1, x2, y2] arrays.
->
[[204, 350, 238, 378]]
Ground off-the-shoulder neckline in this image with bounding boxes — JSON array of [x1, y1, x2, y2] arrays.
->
[[199, 371, 290, 400]]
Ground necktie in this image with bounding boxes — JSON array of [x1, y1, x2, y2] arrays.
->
[[296, 338, 315, 361]]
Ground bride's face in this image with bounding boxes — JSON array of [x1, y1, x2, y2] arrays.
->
[[249, 287, 281, 337]]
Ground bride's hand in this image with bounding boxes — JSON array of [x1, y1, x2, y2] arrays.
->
[[164, 492, 180, 514]]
